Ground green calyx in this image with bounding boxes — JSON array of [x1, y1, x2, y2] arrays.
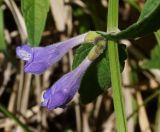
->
[[84, 31, 102, 43], [84, 31, 107, 61], [88, 38, 106, 61]]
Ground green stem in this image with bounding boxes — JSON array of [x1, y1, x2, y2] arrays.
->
[[0, 104, 31, 132], [107, 0, 127, 132]]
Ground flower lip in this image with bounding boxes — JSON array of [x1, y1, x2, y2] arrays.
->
[[42, 89, 52, 100], [41, 90, 49, 107], [16, 45, 33, 61], [41, 90, 72, 110]]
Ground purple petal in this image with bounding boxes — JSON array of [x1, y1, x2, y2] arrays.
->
[[16, 33, 87, 75], [24, 62, 48, 74], [41, 57, 92, 110]]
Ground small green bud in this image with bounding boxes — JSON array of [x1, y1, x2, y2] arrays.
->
[[88, 38, 106, 61]]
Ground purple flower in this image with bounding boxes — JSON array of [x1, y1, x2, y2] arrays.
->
[[16, 33, 87, 74], [41, 57, 91, 110]]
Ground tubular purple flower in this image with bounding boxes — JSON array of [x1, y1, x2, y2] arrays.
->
[[41, 57, 92, 110], [16, 33, 87, 74]]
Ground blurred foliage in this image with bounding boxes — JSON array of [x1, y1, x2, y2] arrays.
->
[[0, 0, 160, 131], [142, 45, 160, 69], [0, 4, 6, 50]]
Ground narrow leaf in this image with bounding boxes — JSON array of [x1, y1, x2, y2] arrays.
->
[[154, 30, 160, 47], [21, 0, 49, 46], [0, 6, 6, 50], [127, 0, 141, 11], [98, 0, 160, 39]]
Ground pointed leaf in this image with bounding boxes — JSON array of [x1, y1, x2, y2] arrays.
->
[[0, 6, 6, 50], [21, 0, 49, 46], [99, 0, 160, 39]]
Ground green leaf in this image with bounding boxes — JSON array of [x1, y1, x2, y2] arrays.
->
[[72, 43, 126, 104], [0, 6, 6, 50], [142, 45, 160, 69], [73, 43, 103, 103], [127, 0, 141, 11], [99, 0, 160, 39], [21, 0, 49, 46], [154, 30, 160, 46]]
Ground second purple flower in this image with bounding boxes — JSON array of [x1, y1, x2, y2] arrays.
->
[[41, 57, 92, 110]]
